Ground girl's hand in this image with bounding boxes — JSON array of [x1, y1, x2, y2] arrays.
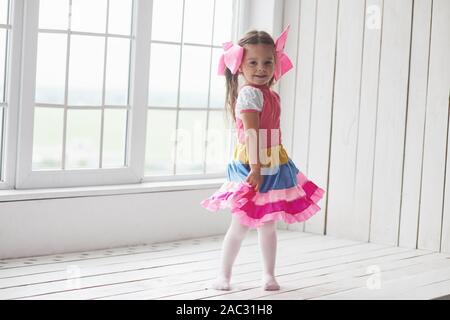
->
[[246, 169, 264, 192]]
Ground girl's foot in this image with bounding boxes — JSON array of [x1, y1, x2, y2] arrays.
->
[[209, 276, 231, 291], [262, 275, 280, 291]]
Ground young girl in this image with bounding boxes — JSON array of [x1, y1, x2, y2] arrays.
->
[[200, 26, 325, 291]]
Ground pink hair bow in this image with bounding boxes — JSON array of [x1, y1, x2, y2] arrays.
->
[[217, 41, 244, 76], [273, 25, 293, 80], [217, 25, 293, 81]]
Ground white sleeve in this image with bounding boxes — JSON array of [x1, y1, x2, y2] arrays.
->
[[235, 86, 264, 119]]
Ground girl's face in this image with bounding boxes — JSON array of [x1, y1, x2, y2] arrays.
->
[[239, 43, 275, 86]]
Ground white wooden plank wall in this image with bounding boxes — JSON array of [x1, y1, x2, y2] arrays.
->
[[353, 0, 383, 243], [281, 0, 319, 233], [324, 0, 365, 240], [399, 0, 433, 250], [281, 0, 450, 252], [370, 0, 413, 246], [303, 0, 339, 235], [417, 0, 450, 252]]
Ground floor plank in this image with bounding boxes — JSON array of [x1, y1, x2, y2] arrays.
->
[[0, 230, 448, 300]]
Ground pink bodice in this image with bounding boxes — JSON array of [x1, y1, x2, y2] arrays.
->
[[235, 84, 282, 148]]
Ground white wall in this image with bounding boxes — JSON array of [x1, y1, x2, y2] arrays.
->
[[0, 187, 229, 259], [282, 0, 450, 253]]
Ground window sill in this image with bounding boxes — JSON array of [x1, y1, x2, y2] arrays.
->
[[0, 178, 225, 202]]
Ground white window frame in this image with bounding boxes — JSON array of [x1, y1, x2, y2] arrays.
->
[[16, 0, 151, 189], [143, 0, 241, 183], [0, 0, 22, 190], [5, 0, 245, 190]]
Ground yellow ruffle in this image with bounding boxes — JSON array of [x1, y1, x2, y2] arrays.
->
[[232, 143, 289, 168]]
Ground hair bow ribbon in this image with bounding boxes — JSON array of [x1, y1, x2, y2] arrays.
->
[[217, 25, 293, 81], [217, 41, 244, 76], [273, 25, 293, 80]]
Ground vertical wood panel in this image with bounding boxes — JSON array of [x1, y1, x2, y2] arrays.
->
[[279, 0, 301, 231], [417, 0, 450, 251], [441, 100, 450, 252], [398, 0, 432, 249], [287, 0, 318, 232], [325, 0, 365, 240], [368, 0, 413, 245], [280, 0, 299, 159], [303, 0, 339, 235], [352, 0, 383, 242], [442, 91, 450, 252]]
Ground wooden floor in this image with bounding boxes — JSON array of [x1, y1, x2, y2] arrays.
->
[[1, 230, 450, 300]]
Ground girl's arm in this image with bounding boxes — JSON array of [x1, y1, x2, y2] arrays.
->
[[241, 112, 263, 191], [241, 112, 260, 169]]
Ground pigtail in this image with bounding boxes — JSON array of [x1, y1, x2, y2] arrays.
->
[[224, 68, 239, 123]]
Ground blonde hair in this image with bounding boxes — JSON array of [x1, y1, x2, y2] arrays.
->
[[224, 30, 276, 122]]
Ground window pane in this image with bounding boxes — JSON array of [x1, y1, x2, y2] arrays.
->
[[108, 0, 133, 35], [68, 35, 105, 106], [145, 109, 176, 175], [213, 0, 233, 46], [151, 0, 183, 42], [71, 0, 107, 33], [179, 45, 210, 108], [0, 0, 9, 25], [205, 110, 231, 173], [35, 33, 67, 104], [183, 0, 214, 45], [32, 107, 63, 170], [38, 0, 69, 30], [175, 110, 207, 174], [102, 108, 127, 168], [0, 29, 6, 102], [148, 43, 180, 107], [66, 109, 101, 169], [210, 48, 226, 108], [105, 38, 130, 106]]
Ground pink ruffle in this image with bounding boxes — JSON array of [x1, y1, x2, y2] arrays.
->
[[200, 172, 325, 228]]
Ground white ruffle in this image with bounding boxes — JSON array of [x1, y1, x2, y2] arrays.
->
[[235, 86, 264, 119]]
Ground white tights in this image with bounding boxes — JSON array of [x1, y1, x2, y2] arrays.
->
[[210, 215, 280, 291]]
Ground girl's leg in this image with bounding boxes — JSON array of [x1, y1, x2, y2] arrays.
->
[[257, 220, 280, 290], [210, 215, 250, 290]]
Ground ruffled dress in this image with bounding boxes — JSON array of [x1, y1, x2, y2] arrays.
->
[[200, 83, 325, 228]]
